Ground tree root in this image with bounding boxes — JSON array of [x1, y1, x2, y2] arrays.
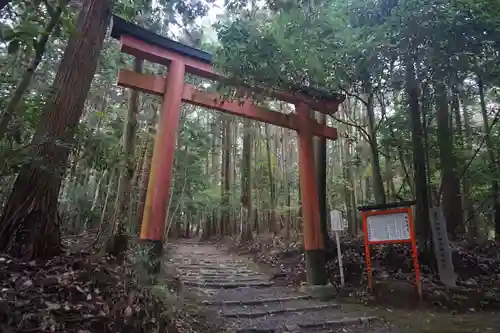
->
[[0, 195, 62, 260]]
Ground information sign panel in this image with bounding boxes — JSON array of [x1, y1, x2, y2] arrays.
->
[[366, 211, 410, 242], [359, 204, 422, 299]]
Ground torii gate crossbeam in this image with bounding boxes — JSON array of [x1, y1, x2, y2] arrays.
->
[[111, 16, 343, 286]]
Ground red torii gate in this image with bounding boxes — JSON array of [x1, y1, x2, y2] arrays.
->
[[111, 16, 343, 285]]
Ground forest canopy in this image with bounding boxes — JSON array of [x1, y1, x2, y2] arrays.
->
[[0, 0, 500, 260]]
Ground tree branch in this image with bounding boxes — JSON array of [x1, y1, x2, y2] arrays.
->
[[331, 113, 371, 143], [0, 0, 10, 11], [340, 87, 368, 106], [42, 0, 55, 17], [375, 92, 387, 132], [457, 108, 500, 183]]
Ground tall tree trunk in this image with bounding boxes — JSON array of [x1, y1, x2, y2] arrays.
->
[[240, 119, 253, 243], [220, 115, 232, 236], [379, 95, 397, 200], [206, 116, 220, 239], [86, 169, 107, 229], [435, 81, 462, 239], [405, 57, 431, 243], [452, 86, 467, 235], [94, 169, 116, 245], [264, 124, 277, 233], [388, 120, 413, 195], [421, 83, 435, 205], [341, 102, 358, 235], [313, 112, 333, 249], [253, 126, 261, 234], [0, 0, 112, 260], [461, 101, 476, 236], [478, 75, 500, 241], [0, 1, 68, 141], [107, 58, 142, 259], [364, 87, 385, 204], [281, 127, 291, 241], [135, 106, 158, 231], [74, 167, 92, 233]]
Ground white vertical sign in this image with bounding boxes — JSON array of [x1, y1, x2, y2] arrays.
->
[[330, 210, 344, 231], [329, 210, 345, 286]]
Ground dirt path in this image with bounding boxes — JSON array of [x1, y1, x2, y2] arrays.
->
[[166, 239, 397, 333]]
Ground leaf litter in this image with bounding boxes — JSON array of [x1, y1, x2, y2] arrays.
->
[[0, 251, 220, 333]]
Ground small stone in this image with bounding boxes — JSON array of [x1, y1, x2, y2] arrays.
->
[[284, 324, 300, 332], [20, 279, 33, 290]]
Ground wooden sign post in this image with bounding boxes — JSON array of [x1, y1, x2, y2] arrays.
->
[[358, 201, 422, 299]]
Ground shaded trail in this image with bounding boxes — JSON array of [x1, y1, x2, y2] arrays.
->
[[167, 239, 397, 332]]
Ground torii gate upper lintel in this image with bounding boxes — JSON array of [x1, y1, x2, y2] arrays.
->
[[111, 15, 343, 286]]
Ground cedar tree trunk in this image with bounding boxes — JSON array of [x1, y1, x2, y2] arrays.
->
[[0, 0, 112, 260]]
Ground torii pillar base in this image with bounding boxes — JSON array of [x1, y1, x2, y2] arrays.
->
[[304, 249, 328, 285], [141, 239, 163, 279]]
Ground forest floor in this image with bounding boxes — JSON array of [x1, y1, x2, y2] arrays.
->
[[222, 232, 500, 333], [0, 232, 221, 333], [4, 230, 498, 333]]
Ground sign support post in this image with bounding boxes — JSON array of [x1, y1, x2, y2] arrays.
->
[[334, 230, 345, 286], [330, 210, 346, 287], [358, 201, 422, 299]]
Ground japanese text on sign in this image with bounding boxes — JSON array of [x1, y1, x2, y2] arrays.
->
[[366, 212, 410, 242]]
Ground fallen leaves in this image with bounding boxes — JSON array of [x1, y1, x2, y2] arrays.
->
[[0, 253, 167, 333]]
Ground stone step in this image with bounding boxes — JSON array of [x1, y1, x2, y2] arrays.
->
[[226, 309, 376, 332], [198, 286, 305, 303], [299, 321, 388, 333], [298, 316, 381, 332], [228, 329, 276, 333], [183, 278, 269, 284], [229, 329, 277, 333], [184, 280, 273, 288], [180, 272, 266, 279], [180, 270, 265, 276], [175, 265, 254, 272], [221, 300, 340, 318], [173, 264, 249, 269], [170, 260, 248, 266], [203, 295, 311, 306], [170, 257, 246, 261]]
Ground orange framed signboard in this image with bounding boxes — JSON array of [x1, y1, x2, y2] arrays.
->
[[358, 202, 422, 298]]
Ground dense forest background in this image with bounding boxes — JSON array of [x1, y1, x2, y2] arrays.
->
[[1, 0, 500, 260]]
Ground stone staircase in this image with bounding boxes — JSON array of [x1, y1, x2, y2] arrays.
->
[[167, 240, 385, 333]]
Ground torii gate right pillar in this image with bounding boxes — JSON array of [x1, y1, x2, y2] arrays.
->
[[296, 102, 328, 285]]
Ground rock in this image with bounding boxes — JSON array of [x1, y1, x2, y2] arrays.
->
[[299, 283, 338, 300]]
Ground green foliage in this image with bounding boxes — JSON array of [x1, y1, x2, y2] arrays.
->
[[213, 0, 500, 236], [0, 0, 221, 236], [2, 0, 500, 241]]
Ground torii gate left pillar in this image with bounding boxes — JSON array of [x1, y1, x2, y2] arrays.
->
[[140, 60, 185, 264], [111, 16, 343, 286]]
